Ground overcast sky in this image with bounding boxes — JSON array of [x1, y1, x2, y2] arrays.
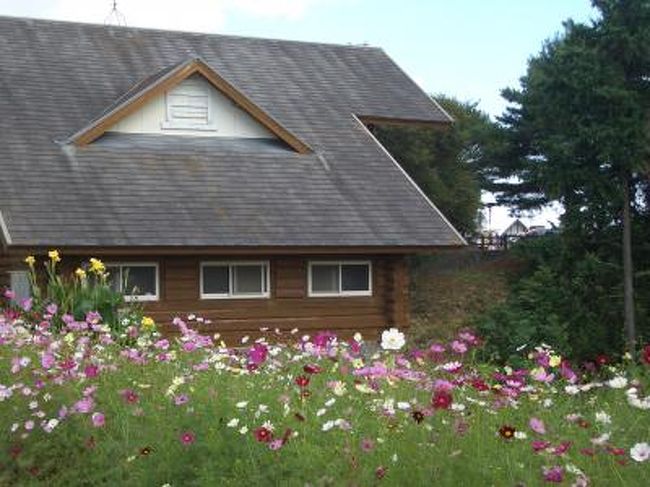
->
[[0, 0, 597, 232]]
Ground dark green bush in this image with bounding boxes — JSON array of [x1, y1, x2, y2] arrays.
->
[[474, 234, 642, 364]]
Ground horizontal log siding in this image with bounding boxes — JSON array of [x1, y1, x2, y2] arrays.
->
[[1, 252, 410, 340]]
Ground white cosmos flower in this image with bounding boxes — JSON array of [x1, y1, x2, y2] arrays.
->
[[591, 432, 611, 445], [239, 426, 249, 435], [381, 328, 405, 351], [316, 408, 327, 417], [564, 385, 580, 395], [607, 376, 628, 389], [226, 418, 239, 428], [322, 420, 335, 432], [595, 411, 611, 424], [235, 401, 248, 409], [325, 398, 336, 407], [514, 431, 527, 440], [630, 442, 650, 462]]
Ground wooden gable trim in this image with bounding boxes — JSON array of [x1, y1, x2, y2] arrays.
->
[[71, 58, 311, 154]]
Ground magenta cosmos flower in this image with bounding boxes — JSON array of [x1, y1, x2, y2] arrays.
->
[[91, 412, 105, 428], [179, 431, 196, 445]]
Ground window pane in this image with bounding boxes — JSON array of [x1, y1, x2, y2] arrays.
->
[[123, 266, 157, 297], [9, 271, 30, 302], [311, 264, 339, 293], [342, 264, 370, 292], [106, 266, 121, 293], [233, 265, 263, 295], [203, 265, 229, 295]]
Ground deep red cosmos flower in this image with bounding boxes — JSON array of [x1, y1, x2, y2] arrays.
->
[[303, 364, 322, 374], [643, 344, 650, 365], [254, 427, 273, 443], [412, 410, 425, 423], [375, 466, 387, 479], [595, 354, 609, 367], [295, 375, 310, 388], [471, 378, 490, 391], [120, 389, 139, 404], [498, 425, 516, 440], [431, 390, 452, 410], [139, 446, 153, 456]]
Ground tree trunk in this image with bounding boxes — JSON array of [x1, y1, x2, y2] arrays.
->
[[622, 178, 636, 354]]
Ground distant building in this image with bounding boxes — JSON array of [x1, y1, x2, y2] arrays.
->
[[501, 219, 528, 238]]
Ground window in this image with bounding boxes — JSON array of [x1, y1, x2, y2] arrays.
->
[[9, 271, 30, 302], [201, 261, 270, 299], [106, 263, 159, 302], [308, 261, 372, 297], [162, 76, 215, 130]]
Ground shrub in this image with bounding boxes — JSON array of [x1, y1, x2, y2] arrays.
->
[[475, 236, 629, 363], [4, 251, 141, 333]]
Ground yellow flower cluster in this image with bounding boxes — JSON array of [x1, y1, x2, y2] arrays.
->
[[141, 316, 156, 332], [24, 255, 36, 267], [75, 268, 87, 279], [48, 249, 61, 263], [89, 258, 106, 274]]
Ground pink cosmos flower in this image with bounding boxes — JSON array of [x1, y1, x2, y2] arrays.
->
[[179, 431, 196, 445], [20, 298, 33, 312], [45, 303, 58, 316], [41, 352, 55, 370], [154, 338, 170, 350], [174, 394, 189, 406], [3, 289, 16, 300], [85, 311, 102, 325], [268, 439, 284, 451], [91, 412, 105, 428], [451, 340, 468, 354], [74, 397, 94, 414], [529, 417, 546, 435], [361, 438, 375, 452], [542, 466, 564, 483]]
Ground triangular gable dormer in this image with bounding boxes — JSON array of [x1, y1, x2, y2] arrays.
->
[[68, 57, 311, 154]]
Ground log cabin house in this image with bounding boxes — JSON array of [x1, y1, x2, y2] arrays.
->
[[0, 16, 465, 341]]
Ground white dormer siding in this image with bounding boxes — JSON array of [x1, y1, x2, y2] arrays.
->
[[109, 74, 274, 138]]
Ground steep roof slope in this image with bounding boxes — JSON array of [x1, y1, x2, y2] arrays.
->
[[0, 16, 464, 248]]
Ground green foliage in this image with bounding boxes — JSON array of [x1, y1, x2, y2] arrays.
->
[[374, 96, 499, 235], [475, 235, 644, 363]]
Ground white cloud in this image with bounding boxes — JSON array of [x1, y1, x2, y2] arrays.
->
[[0, 0, 336, 32]]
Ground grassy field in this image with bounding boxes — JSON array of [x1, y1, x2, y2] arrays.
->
[[1, 307, 649, 486]]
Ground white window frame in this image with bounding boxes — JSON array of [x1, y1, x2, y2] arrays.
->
[[200, 261, 270, 300], [161, 77, 217, 131], [105, 262, 160, 302], [307, 260, 372, 297]]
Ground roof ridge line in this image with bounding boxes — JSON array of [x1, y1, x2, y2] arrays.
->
[[0, 14, 382, 51]]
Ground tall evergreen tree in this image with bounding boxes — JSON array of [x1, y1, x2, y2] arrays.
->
[[490, 0, 650, 352]]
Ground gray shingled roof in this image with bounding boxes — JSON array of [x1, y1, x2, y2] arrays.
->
[[0, 16, 464, 248]]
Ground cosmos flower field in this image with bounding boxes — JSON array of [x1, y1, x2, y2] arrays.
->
[[1, 295, 650, 485]]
